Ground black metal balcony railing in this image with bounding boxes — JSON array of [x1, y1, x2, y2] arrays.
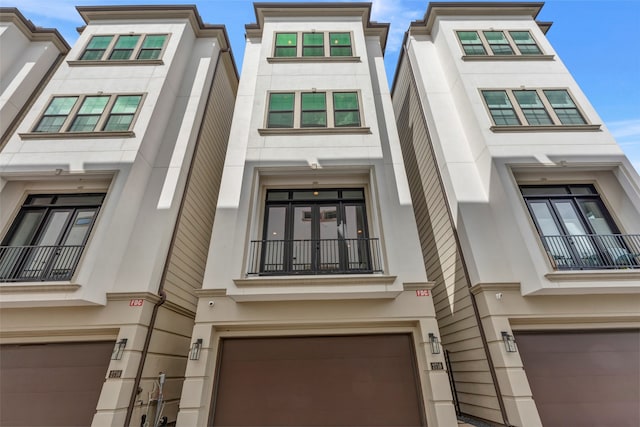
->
[[543, 234, 640, 270], [248, 238, 383, 275], [0, 245, 84, 282]]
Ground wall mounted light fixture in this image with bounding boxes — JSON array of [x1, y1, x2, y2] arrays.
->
[[428, 333, 441, 354], [111, 338, 127, 360], [189, 339, 203, 360], [501, 332, 517, 353]]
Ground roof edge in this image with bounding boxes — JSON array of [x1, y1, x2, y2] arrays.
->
[[0, 7, 70, 52]]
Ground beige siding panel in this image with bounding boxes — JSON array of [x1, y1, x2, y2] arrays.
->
[[393, 58, 502, 423]]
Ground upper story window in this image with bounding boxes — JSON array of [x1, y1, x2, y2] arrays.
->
[[481, 89, 589, 129], [0, 194, 105, 282], [247, 189, 382, 275], [456, 30, 544, 57], [521, 185, 639, 270], [78, 34, 168, 61], [265, 91, 362, 130], [271, 32, 355, 59], [31, 94, 143, 134]]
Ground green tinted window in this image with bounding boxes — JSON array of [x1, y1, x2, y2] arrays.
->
[[543, 90, 586, 125], [69, 96, 110, 132], [301, 93, 326, 127], [34, 97, 78, 132], [329, 33, 352, 56], [137, 35, 167, 60], [103, 95, 142, 131], [510, 31, 542, 55], [268, 93, 294, 128], [80, 35, 113, 60], [303, 33, 324, 57], [457, 31, 486, 55], [482, 90, 520, 126], [513, 91, 552, 125], [109, 35, 140, 60], [333, 92, 360, 127], [484, 31, 514, 55], [275, 33, 297, 57]]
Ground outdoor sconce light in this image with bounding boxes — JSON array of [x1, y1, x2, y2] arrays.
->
[[189, 339, 203, 360], [428, 333, 441, 354], [502, 332, 517, 353], [111, 338, 127, 360]]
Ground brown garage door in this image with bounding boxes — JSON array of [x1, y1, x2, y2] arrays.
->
[[515, 330, 640, 427], [210, 334, 426, 426], [0, 341, 114, 426]]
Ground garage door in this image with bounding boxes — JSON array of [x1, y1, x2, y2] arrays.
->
[[0, 341, 114, 426], [515, 330, 640, 427], [211, 334, 426, 426]]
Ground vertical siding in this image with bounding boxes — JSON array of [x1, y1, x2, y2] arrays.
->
[[163, 59, 237, 312], [393, 57, 503, 424], [132, 56, 236, 426]]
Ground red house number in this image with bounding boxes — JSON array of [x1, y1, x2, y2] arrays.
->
[[415, 290, 430, 297], [129, 299, 144, 307]]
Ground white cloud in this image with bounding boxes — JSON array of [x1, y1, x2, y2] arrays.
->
[[370, 0, 423, 54], [606, 118, 640, 174]]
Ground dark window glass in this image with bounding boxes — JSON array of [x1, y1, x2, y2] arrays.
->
[[482, 90, 520, 125], [302, 33, 324, 57], [510, 31, 542, 55], [267, 93, 295, 128], [103, 95, 141, 131], [34, 97, 78, 133], [108, 35, 140, 60], [69, 96, 110, 132], [329, 33, 352, 56], [137, 35, 167, 60], [301, 92, 327, 127], [457, 31, 486, 55], [484, 31, 514, 55], [333, 92, 360, 127], [275, 33, 297, 57], [80, 35, 113, 60], [513, 90, 553, 125], [543, 90, 586, 125]]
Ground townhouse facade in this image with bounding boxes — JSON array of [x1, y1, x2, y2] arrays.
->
[[0, 5, 237, 426], [176, 3, 458, 426], [392, 2, 640, 427]]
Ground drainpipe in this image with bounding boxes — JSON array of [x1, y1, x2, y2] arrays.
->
[[123, 47, 229, 427]]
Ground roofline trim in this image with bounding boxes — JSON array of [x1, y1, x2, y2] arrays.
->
[[0, 7, 70, 52]]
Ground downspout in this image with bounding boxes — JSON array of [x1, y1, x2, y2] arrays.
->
[[402, 42, 513, 427], [123, 47, 228, 427]]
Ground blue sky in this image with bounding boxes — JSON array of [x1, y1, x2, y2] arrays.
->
[[7, 0, 639, 172]]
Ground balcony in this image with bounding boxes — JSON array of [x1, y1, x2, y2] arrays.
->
[[543, 234, 640, 270], [0, 245, 84, 282], [247, 238, 383, 275]]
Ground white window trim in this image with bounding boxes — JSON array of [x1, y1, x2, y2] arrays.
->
[[479, 88, 600, 132], [20, 93, 146, 139], [456, 29, 554, 61], [68, 33, 170, 66], [259, 90, 370, 135]]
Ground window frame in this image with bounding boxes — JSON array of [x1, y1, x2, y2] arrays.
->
[[480, 88, 595, 131], [455, 30, 549, 60], [28, 93, 145, 136], [72, 33, 169, 64], [269, 31, 357, 61], [262, 90, 366, 133]]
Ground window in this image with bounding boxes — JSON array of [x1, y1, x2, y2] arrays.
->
[[302, 33, 324, 57], [274, 33, 297, 57], [248, 189, 382, 275], [481, 89, 587, 127], [0, 194, 105, 282], [271, 32, 354, 58], [301, 92, 327, 127], [456, 30, 543, 57], [78, 34, 168, 61], [329, 33, 352, 56], [33, 94, 143, 134], [521, 185, 639, 270], [265, 91, 363, 130]]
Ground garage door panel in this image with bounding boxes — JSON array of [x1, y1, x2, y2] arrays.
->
[[515, 330, 640, 427], [211, 334, 425, 427], [0, 342, 113, 427]]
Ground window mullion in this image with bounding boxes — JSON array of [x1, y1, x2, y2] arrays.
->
[[323, 32, 330, 57], [538, 89, 561, 125], [61, 95, 86, 132], [131, 35, 146, 59], [477, 31, 493, 56], [505, 90, 527, 125], [296, 32, 302, 57], [293, 92, 301, 128], [503, 31, 519, 56], [101, 35, 118, 60], [326, 90, 335, 127], [96, 95, 118, 131]]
